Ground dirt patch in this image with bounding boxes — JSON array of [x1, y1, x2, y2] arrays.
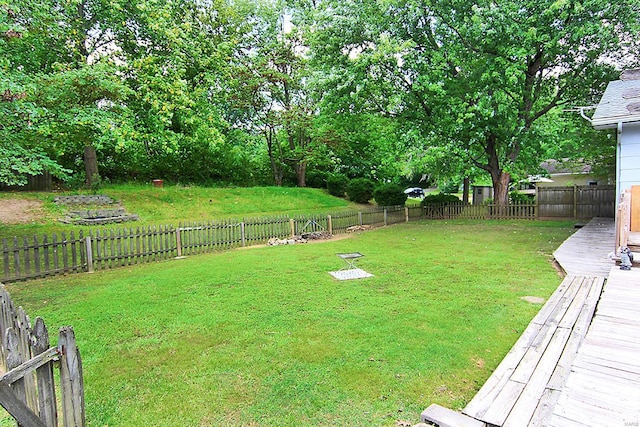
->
[[0, 199, 45, 224], [521, 295, 546, 304]]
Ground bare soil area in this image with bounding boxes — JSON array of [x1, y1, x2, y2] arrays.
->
[[0, 199, 45, 224]]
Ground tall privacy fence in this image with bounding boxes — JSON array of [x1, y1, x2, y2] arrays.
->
[[0, 185, 615, 283], [537, 185, 615, 219], [0, 285, 84, 426]]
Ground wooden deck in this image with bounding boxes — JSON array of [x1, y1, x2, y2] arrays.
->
[[422, 218, 640, 427], [460, 275, 605, 426], [546, 267, 640, 426], [552, 217, 615, 277]]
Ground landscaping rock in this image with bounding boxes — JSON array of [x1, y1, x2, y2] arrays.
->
[[54, 195, 116, 205], [300, 231, 332, 240], [59, 208, 139, 225], [346, 225, 373, 233]]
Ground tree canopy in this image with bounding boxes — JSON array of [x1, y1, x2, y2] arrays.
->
[[1, 0, 638, 197]]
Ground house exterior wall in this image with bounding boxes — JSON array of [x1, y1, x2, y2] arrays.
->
[[619, 122, 640, 194], [537, 174, 604, 187]]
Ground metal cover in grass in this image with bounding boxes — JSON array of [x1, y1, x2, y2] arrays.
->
[[329, 268, 374, 280]]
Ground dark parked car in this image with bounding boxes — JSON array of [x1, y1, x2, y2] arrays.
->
[[404, 187, 425, 198]]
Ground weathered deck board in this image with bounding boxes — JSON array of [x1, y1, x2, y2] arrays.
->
[[547, 267, 640, 426], [422, 218, 640, 427], [462, 275, 602, 426], [552, 218, 615, 276]]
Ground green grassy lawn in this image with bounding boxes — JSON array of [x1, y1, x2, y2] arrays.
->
[[0, 184, 354, 239], [5, 220, 574, 426]]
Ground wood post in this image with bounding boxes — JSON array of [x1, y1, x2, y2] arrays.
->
[[405, 207, 409, 222], [327, 215, 332, 234], [289, 218, 296, 238], [85, 237, 93, 273], [384, 208, 388, 226], [175, 228, 182, 258], [58, 327, 85, 427], [358, 212, 363, 226], [573, 185, 578, 219], [241, 222, 246, 247]]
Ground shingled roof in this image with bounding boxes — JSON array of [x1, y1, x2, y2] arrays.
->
[[591, 69, 640, 130]]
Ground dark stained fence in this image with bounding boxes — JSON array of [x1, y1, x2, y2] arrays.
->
[[2, 232, 86, 282], [89, 226, 176, 269], [327, 210, 361, 234], [293, 215, 329, 235], [3, 194, 604, 283], [0, 172, 52, 192], [537, 185, 615, 219], [423, 202, 536, 220]]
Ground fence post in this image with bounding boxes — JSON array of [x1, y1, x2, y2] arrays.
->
[[358, 212, 363, 226], [241, 222, 246, 247], [289, 218, 296, 238], [573, 185, 578, 219], [33, 317, 57, 427], [327, 215, 332, 235], [405, 207, 409, 222], [384, 208, 388, 226], [84, 236, 93, 274], [58, 327, 85, 427], [175, 228, 182, 258]]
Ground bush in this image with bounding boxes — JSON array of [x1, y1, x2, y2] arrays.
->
[[420, 192, 462, 207], [373, 183, 408, 206], [305, 171, 328, 189], [509, 191, 534, 203], [326, 174, 349, 197], [346, 178, 375, 204], [439, 181, 461, 194]]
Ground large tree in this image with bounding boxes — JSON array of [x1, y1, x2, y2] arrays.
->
[[309, 0, 640, 204]]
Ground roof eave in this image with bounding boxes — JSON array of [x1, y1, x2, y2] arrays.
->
[[592, 116, 640, 130]]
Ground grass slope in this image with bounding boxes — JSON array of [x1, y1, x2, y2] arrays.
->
[[6, 220, 573, 426], [0, 185, 353, 239]]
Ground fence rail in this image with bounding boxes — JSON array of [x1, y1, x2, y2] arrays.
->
[[0, 193, 601, 283], [537, 185, 615, 218], [0, 285, 84, 426]]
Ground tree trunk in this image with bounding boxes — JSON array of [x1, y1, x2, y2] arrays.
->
[[462, 177, 470, 204], [83, 145, 99, 187], [483, 133, 510, 206], [294, 160, 306, 187], [265, 126, 283, 186], [492, 171, 511, 206]]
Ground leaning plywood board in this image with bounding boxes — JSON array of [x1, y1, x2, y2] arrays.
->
[[632, 185, 640, 231]]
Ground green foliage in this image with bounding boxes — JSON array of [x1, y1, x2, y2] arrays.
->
[[309, 0, 640, 204], [373, 183, 408, 206], [0, 142, 69, 186], [2, 0, 637, 191], [326, 173, 349, 197], [346, 178, 374, 203], [510, 191, 534, 204], [420, 192, 462, 206], [440, 181, 461, 195]]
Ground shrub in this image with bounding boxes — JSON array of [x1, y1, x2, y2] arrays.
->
[[509, 191, 534, 203], [305, 171, 328, 189], [420, 192, 462, 207], [346, 178, 375, 204], [440, 181, 461, 194], [373, 183, 408, 206], [326, 174, 349, 197]]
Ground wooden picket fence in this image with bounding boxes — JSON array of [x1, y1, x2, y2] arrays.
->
[[0, 203, 543, 283], [423, 202, 537, 220], [0, 285, 84, 426]]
